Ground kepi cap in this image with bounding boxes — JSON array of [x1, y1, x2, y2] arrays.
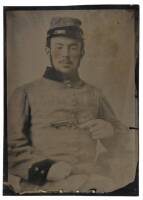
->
[[49, 17, 82, 30], [47, 17, 83, 42]]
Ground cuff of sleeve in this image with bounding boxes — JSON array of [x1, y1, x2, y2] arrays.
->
[[28, 159, 56, 185]]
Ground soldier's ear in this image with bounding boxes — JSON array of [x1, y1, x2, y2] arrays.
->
[[45, 47, 50, 55], [81, 48, 85, 58]]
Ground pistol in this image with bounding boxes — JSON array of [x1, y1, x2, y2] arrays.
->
[[50, 120, 75, 128]]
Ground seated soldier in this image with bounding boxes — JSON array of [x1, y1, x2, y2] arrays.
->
[[8, 17, 137, 193]]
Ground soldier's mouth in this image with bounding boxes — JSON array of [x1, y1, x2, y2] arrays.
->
[[59, 60, 72, 65]]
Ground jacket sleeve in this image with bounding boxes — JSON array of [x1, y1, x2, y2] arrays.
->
[[97, 94, 129, 135], [94, 92, 138, 189], [7, 87, 55, 181], [95, 93, 131, 154]]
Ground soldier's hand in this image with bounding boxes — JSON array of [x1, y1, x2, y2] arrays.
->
[[28, 160, 72, 185], [47, 161, 72, 181], [79, 119, 114, 139], [28, 159, 55, 185]]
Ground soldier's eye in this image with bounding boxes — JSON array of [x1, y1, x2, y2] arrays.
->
[[71, 46, 78, 50], [56, 46, 63, 50]]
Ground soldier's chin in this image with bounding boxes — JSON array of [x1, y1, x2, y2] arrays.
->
[[60, 66, 73, 74]]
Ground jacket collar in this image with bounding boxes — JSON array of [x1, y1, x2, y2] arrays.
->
[[43, 66, 84, 88]]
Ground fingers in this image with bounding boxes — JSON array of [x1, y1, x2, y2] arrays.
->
[[89, 122, 105, 132], [91, 125, 114, 139], [78, 119, 114, 139], [91, 131, 106, 139], [47, 161, 72, 181], [78, 119, 96, 129], [79, 119, 106, 129]]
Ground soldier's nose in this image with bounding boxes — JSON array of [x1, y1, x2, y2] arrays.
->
[[61, 46, 70, 57]]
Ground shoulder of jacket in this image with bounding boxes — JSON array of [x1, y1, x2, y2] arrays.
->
[[9, 79, 43, 99], [82, 81, 103, 96], [15, 78, 46, 92]]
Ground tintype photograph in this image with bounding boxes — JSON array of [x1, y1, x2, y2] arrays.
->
[[4, 5, 139, 195]]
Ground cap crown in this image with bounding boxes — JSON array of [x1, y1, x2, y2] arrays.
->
[[49, 17, 82, 30], [46, 17, 84, 47]]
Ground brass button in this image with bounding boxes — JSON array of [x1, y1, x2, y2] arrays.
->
[[34, 167, 39, 172], [40, 170, 45, 174]]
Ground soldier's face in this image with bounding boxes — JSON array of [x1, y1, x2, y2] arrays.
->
[[50, 36, 83, 75]]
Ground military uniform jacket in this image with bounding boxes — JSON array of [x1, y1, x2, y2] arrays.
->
[[7, 67, 137, 192]]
